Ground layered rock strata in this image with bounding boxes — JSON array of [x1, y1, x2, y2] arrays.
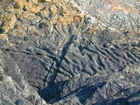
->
[[0, 0, 140, 105]]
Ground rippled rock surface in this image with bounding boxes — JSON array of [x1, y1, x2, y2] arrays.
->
[[0, 0, 140, 105]]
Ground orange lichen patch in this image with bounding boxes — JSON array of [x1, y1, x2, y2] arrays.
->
[[67, 10, 76, 17], [14, 0, 25, 9], [96, 0, 139, 14], [58, 16, 74, 25], [13, 0, 84, 26], [135, 48, 140, 53], [2, 13, 17, 33], [127, 31, 140, 42], [52, 0, 65, 3], [64, 16, 74, 24], [29, 0, 38, 4], [11, 29, 26, 37], [14, 9, 23, 19], [14, 0, 43, 13], [73, 15, 82, 22], [24, 2, 43, 13], [15, 9, 23, 15], [89, 26, 100, 34], [49, 14, 58, 24], [119, 31, 140, 45], [49, 19, 58, 25], [47, 0, 84, 26], [39, 6, 50, 18], [55, 23, 63, 31], [4, 5, 15, 13], [50, 4, 58, 14], [18, 24, 28, 31], [2, 0, 85, 31], [0, 34, 8, 41], [112, 5, 128, 13], [111, 3, 138, 14], [22, 11, 36, 20]]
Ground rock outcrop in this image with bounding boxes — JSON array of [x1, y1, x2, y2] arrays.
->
[[0, 0, 140, 105]]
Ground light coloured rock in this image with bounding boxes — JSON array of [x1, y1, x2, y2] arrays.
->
[[30, 0, 38, 4], [21, 11, 36, 21], [38, 7, 50, 18], [49, 4, 58, 14], [85, 15, 97, 24], [31, 16, 41, 25], [44, 0, 52, 2], [11, 29, 26, 37], [2, 13, 16, 33], [13, 0, 25, 9], [14, 0, 43, 13], [0, 34, 8, 41], [0, 0, 140, 105], [4, 5, 15, 13], [25, 3, 43, 13]]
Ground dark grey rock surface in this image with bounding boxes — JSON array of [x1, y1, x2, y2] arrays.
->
[[0, 0, 140, 105]]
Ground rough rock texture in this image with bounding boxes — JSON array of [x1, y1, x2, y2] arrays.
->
[[0, 0, 140, 105]]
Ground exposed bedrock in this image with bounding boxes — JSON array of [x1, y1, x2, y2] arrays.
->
[[0, 0, 140, 105]]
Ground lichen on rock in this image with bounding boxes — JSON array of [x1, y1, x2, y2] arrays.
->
[[2, 13, 17, 33], [0, 34, 8, 41], [0, 0, 140, 105]]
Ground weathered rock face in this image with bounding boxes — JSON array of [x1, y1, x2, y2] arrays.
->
[[0, 50, 47, 105], [74, 0, 140, 32], [0, 0, 140, 105]]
